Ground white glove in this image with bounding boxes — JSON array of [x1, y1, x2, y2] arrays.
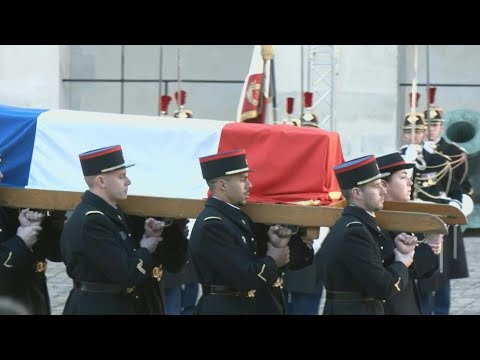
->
[[403, 144, 420, 163], [448, 199, 462, 211], [423, 141, 435, 154], [462, 194, 474, 217]]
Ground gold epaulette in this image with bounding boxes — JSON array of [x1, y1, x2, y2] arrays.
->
[[86, 210, 105, 216], [346, 221, 363, 227], [204, 216, 222, 222]]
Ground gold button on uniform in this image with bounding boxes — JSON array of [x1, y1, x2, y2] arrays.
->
[[152, 265, 163, 281], [273, 277, 283, 288], [35, 261, 47, 273]]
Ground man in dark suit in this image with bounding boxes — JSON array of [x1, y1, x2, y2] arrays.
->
[[376, 152, 441, 315], [189, 149, 293, 315], [319, 155, 416, 315], [0, 160, 66, 315], [61, 145, 180, 315]]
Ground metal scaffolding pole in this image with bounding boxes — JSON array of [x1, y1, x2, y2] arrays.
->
[[307, 45, 337, 131]]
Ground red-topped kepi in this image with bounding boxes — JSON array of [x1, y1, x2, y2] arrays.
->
[[160, 95, 172, 116], [301, 91, 318, 127], [424, 87, 443, 124], [199, 149, 254, 181], [376, 152, 415, 175], [173, 90, 193, 118], [334, 155, 389, 189], [403, 92, 426, 131], [79, 145, 134, 176]]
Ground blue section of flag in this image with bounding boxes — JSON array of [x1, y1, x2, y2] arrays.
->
[[0, 105, 48, 187]]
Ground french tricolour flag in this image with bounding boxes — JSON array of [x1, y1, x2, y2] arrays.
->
[[0, 104, 343, 205]]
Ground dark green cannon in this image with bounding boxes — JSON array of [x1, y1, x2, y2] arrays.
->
[[444, 109, 480, 229]]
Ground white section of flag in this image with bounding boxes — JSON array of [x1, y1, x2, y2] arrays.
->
[[28, 109, 230, 200]]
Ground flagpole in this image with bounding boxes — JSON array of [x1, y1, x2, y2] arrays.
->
[[120, 45, 125, 114], [270, 55, 278, 124], [425, 45, 430, 123], [158, 45, 164, 116], [300, 45, 304, 119], [176, 47, 182, 115], [410, 45, 418, 145], [260, 45, 273, 124]]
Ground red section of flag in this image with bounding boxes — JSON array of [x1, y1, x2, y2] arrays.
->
[[238, 73, 266, 124], [216, 122, 344, 205]]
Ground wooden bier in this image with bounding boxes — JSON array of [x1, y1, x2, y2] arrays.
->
[[0, 187, 448, 236], [329, 199, 466, 225]]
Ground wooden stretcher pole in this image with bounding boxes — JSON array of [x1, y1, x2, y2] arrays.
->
[[0, 187, 448, 235]]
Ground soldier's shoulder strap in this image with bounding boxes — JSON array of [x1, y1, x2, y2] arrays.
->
[[85, 210, 105, 216], [346, 221, 364, 228], [204, 216, 223, 222]]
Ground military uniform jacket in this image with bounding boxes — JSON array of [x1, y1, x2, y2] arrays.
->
[[319, 205, 410, 315], [283, 251, 323, 295], [401, 142, 469, 288], [426, 138, 469, 282], [161, 221, 197, 289], [399, 146, 463, 202], [189, 197, 280, 315], [127, 215, 188, 314], [383, 232, 438, 315], [61, 190, 187, 315], [435, 137, 473, 195], [0, 207, 64, 315], [162, 258, 197, 289], [253, 224, 314, 315]]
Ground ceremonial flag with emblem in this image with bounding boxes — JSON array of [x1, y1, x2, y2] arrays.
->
[[236, 45, 273, 124], [0, 104, 343, 205]]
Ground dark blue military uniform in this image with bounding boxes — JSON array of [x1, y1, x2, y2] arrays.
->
[[61, 190, 187, 315], [435, 138, 473, 195], [405, 140, 470, 315], [383, 232, 438, 315], [400, 145, 468, 286], [319, 205, 410, 315], [429, 138, 469, 280], [190, 197, 280, 315], [0, 207, 65, 314], [253, 223, 313, 315], [127, 215, 188, 314]]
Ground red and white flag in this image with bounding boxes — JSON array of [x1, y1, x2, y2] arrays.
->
[[236, 45, 273, 124]]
